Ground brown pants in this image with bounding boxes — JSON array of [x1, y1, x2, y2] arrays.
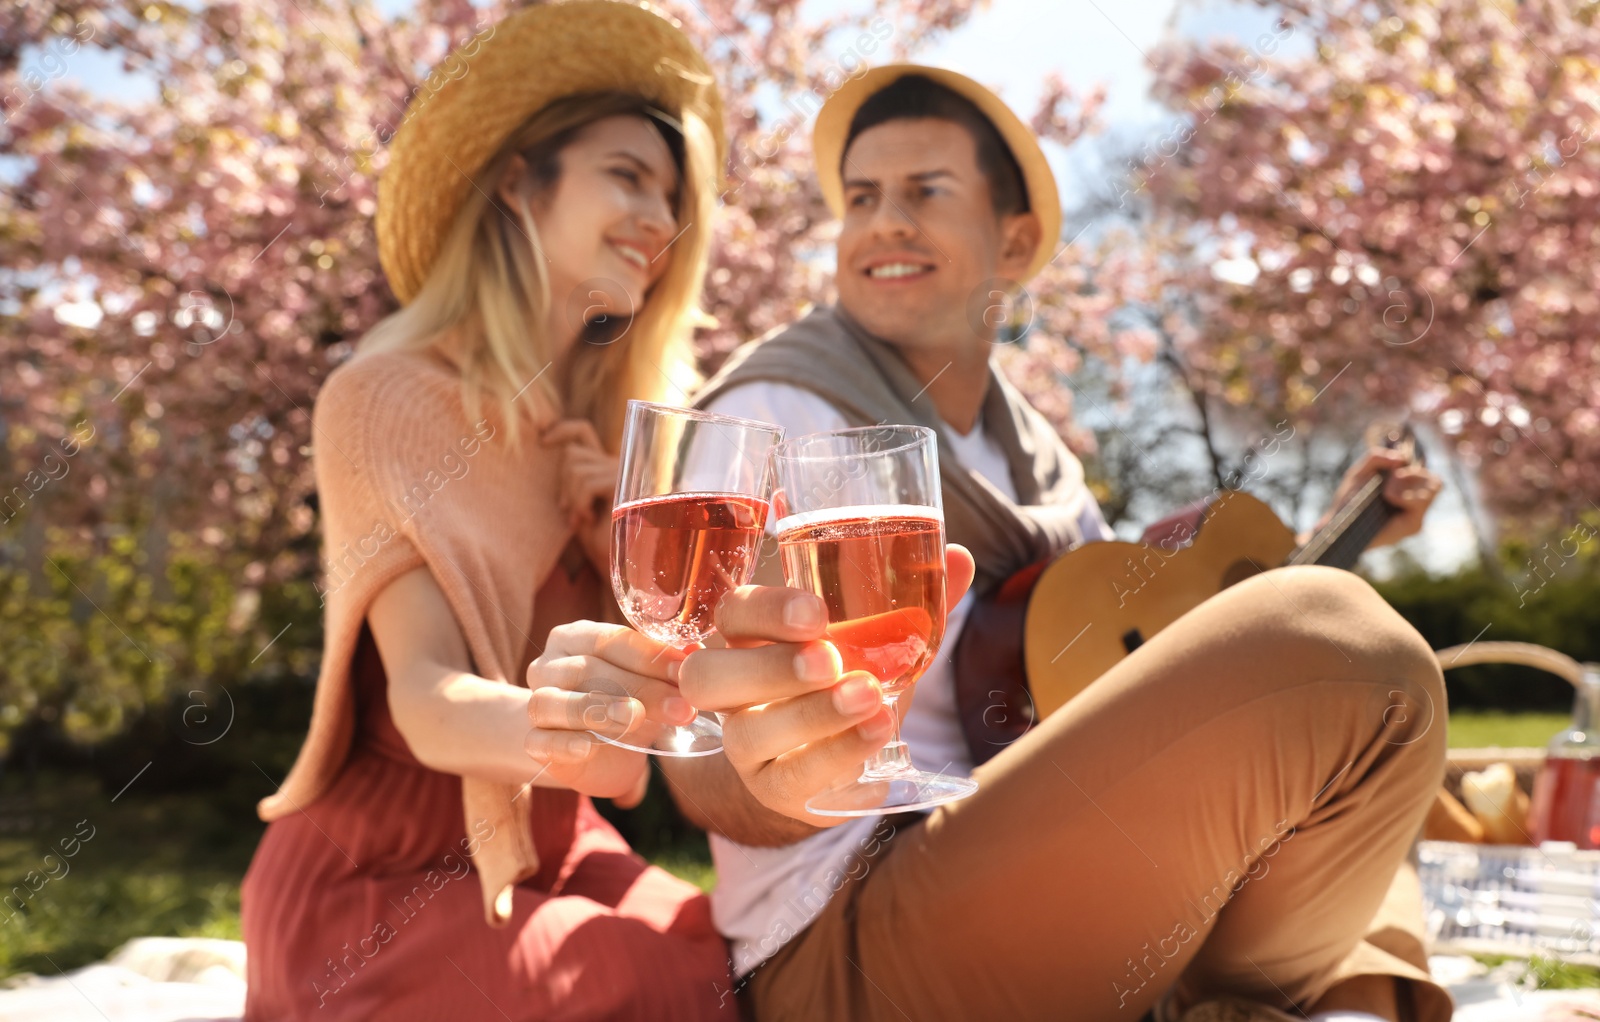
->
[[746, 566, 1453, 1022]]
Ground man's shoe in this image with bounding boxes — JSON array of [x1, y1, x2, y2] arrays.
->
[[1177, 995, 1304, 1022]]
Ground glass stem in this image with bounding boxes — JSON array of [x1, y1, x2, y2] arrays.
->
[[860, 694, 914, 781]]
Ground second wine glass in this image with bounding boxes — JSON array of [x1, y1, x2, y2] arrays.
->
[[602, 399, 782, 757], [771, 425, 978, 815]]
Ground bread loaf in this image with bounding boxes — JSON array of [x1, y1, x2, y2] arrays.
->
[[1460, 762, 1532, 845]]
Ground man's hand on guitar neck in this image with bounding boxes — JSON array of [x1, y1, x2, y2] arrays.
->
[[1311, 446, 1444, 550], [666, 545, 977, 833]]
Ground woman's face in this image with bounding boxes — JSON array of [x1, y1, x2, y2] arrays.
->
[[499, 114, 681, 346]]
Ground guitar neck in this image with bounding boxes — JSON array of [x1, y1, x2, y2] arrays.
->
[[1285, 475, 1395, 570]]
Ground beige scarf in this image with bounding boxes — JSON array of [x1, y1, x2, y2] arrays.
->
[[694, 305, 1090, 595]]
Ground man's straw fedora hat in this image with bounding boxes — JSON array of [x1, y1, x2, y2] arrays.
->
[[376, 0, 726, 305], [812, 64, 1061, 284]]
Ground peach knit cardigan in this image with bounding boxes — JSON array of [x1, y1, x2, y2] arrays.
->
[[256, 346, 574, 927]]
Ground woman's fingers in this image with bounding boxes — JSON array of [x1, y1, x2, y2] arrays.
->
[[541, 418, 616, 523], [555, 447, 617, 524], [522, 725, 649, 803], [528, 685, 640, 734], [531, 657, 694, 727], [559, 446, 615, 482], [521, 608, 678, 807], [530, 623, 694, 735], [611, 766, 651, 810], [539, 620, 684, 677], [561, 444, 614, 469], [563, 465, 616, 523], [523, 720, 597, 761], [542, 419, 605, 450]]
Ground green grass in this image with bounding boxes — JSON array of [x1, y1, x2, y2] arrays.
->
[[0, 772, 256, 979], [0, 709, 1586, 982], [1447, 711, 1569, 749], [1468, 953, 1600, 991], [648, 846, 717, 893]]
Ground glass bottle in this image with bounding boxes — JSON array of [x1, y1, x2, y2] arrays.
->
[[1528, 663, 1600, 849]]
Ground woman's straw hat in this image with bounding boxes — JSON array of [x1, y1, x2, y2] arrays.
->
[[811, 64, 1061, 284], [376, 0, 725, 305]]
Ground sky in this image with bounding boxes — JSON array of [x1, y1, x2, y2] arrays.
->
[[29, 0, 1481, 574]]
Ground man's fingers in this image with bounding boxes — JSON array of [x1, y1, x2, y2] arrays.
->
[[715, 584, 830, 644], [1329, 448, 1412, 517], [1384, 468, 1441, 508], [754, 707, 896, 809], [713, 545, 974, 646], [721, 672, 884, 765], [1353, 447, 1408, 482], [679, 640, 842, 710], [946, 543, 975, 608]]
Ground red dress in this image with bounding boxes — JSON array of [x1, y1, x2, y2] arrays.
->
[[241, 558, 734, 1020]]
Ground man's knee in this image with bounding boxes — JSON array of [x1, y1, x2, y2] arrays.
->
[[1254, 566, 1446, 749], [1250, 564, 1390, 630]]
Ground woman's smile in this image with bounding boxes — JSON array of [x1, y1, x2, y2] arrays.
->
[[607, 236, 654, 272]]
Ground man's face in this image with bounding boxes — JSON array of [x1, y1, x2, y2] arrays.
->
[[834, 117, 1039, 354]]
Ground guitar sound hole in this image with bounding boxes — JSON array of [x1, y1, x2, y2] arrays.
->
[[1121, 628, 1145, 654], [1221, 560, 1266, 590]]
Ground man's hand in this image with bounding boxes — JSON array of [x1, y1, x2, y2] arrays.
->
[[1318, 447, 1443, 549], [678, 545, 976, 825]]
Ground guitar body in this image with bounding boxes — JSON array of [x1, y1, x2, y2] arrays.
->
[[1024, 491, 1298, 717], [951, 423, 1417, 766]]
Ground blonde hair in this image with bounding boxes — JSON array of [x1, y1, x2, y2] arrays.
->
[[358, 92, 715, 449]]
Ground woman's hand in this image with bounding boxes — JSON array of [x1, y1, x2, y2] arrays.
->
[[542, 419, 617, 569], [524, 620, 696, 808]]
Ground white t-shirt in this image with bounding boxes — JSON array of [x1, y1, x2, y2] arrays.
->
[[701, 381, 1113, 976]]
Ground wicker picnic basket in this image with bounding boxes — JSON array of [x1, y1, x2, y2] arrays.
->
[[1420, 642, 1600, 966]]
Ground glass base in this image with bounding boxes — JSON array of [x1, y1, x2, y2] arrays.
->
[[805, 768, 978, 817], [592, 711, 723, 758]]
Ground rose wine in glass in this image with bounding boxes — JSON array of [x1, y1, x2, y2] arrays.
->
[[613, 492, 769, 647], [772, 426, 978, 816], [778, 509, 946, 692], [600, 400, 782, 757]]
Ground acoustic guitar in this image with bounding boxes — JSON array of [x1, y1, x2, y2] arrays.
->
[[952, 424, 1424, 760]]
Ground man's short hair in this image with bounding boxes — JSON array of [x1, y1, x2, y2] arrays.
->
[[843, 73, 1029, 218]]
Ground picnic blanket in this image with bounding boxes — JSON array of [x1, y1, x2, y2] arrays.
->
[[0, 937, 245, 1021], [0, 939, 1595, 1020]]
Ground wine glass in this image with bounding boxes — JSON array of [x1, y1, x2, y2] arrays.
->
[[770, 425, 978, 816], [600, 399, 782, 757]]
